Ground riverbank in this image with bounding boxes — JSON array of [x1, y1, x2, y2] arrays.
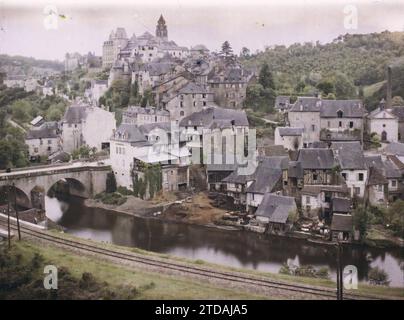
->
[[85, 192, 240, 231], [84, 193, 402, 249]]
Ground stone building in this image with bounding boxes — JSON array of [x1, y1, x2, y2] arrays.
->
[[288, 97, 322, 146], [122, 106, 170, 125], [274, 127, 304, 151], [207, 66, 251, 109], [25, 126, 61, 161], [331, 142, 367, 199], [102, 28, 129, 69], [61, 103, 116, 153], [110, 122, 189, 197], [366, 99, 399, 143], [162, 82, 214, 121]]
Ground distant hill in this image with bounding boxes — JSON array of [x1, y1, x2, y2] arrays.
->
[[242, 31, 404, 109], [0, 54, 64, 78]]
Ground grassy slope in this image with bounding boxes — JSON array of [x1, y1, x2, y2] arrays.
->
[[47, 230, 404, 299], [8, 240, 267, 300]]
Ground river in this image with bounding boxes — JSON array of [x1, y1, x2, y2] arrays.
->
[[45, 195, 404, 288]]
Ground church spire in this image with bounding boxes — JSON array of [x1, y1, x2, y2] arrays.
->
[[156, 14, 168, 41]]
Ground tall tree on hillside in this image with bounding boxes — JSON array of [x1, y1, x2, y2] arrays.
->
[[258, 63, 275, 90], [220, 41, 236, 65], [221, 41, 233, 57]]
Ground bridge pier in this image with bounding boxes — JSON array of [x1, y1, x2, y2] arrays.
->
[[31, 186, 45, 211]]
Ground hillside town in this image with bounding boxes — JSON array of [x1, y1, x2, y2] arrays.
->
[[1, 15, 403, 247]]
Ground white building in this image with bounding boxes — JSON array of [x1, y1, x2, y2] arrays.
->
[[367, 100, 398, 143], [90, 80, 108, 106], [61, 104, 116, 153], [274, 127, 304, 151], [122, 106, 170, 125], [331, 142, 367, 198], [25, 126, 60, 161]]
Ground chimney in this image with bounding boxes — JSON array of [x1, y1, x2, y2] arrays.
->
[[386, 65, 392, 109]]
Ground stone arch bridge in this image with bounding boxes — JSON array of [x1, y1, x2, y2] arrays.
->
[[0, 161, 111, 210]]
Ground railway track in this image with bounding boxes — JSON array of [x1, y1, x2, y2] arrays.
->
[[0, 219, 384, 300]]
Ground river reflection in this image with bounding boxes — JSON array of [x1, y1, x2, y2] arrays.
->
[[46, 195, 404, 287]]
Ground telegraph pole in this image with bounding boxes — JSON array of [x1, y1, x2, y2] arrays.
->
[[13, 183, 21, 240], [336, 242, 344, 300], [7, 184, 11, 249]]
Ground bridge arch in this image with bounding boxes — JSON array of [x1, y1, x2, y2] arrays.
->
[[47, 177, 88, 198], [0, 185, 31, 209]]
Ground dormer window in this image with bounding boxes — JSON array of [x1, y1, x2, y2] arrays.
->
[[337, 110, 343, 118]]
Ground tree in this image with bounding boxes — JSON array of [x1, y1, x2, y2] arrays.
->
[[385, 200, 404, 236], [221, 41, 233, 57], [352, 205, 369, 240], [240, 47, 250, 58], [106, 172, 117, 193], [333, 72, 356, 99], [391, 95, 404, 106], [258, 63, 275, 89], [316, 80, 335, 96]]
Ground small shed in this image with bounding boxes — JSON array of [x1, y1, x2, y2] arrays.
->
[[330, 214, 353, 242]]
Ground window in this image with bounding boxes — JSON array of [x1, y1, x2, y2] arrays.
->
[[202, 94, 206, 98], [358, 173, 364, 181], [203, 101, 207, 106], [306, 196, 311, 204], [48, 140, 52, 144], [349, 121, 354, 128], [47, 146, 51, 151], [342, 172, 347, 180], [180, 101, 183, 108], [313, 173, 318, 181], [392, 180, 397, 187], [327, 121, 330, 128], [377, 185, 383, 192], [34, 147, 38, 153], [311, 124, 315, 132], [339, 121, 342, 128], [337, 110, 343, 118], [354, 187, 360, 195]]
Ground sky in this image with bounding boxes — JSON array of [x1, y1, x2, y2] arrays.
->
[[0, 0, 404, 61]]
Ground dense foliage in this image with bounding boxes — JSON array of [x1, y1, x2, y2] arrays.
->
[[242, 31, 404, 110]]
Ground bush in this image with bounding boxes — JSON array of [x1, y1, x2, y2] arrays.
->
[[117, 186, 134, 196], [368, 267, 390, 286]]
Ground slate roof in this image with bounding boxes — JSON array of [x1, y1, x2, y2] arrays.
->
[[138, 122, 173, 135], [297, 148, 335, 169], [62, 105, 87, 124], [255, 193, 296, 222], [383, 158, 402, 179], [289, 97, 321, 112], [367, 167, 388, 185], [275, 96, 291, 110], [206, 164, 238, 172], [26, 127, 58, 140], [331, 214, 353, 232], [301, 184, 349, 196], [257, 145, 289, 157], [332, 197, 351, 213], [178, 82, 209, 94], [179, 107, 249, 128], [320, 100, 364, 118], [246, 168, 282, 194], [391, 106, 404, 120], [277, 127, 304, 136], [289, 98, 365, 117], [383, 142, 404, 157], [124, 106, 169, 117], [331, 142, 366, 169], [288, 161, 303, 178], [113, 123, 147, 143]]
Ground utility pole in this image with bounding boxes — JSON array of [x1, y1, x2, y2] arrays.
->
[[7, 184, 11, 249], [336, 242, 344, 300], [13, 183, 21, 240]]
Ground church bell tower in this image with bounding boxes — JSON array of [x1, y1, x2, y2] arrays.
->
[[156, 14, 168, 41]]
